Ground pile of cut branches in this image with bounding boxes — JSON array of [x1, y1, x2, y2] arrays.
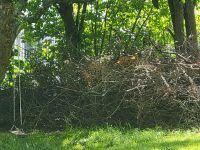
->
[[2, 52, 200, 129]]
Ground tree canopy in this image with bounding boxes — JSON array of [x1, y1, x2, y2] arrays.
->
[[0, 0, 199, 79]]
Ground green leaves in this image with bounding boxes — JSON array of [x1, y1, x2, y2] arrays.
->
[[181, 0, 186, 4]]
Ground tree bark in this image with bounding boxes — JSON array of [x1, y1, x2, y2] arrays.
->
[[184, 0, 199, 58], [0, 1, 18, 82], [168, 0, 185, 53], [94, 0, 99, 56], [77, 2, 87, 46], [56, 0, 81, 60]]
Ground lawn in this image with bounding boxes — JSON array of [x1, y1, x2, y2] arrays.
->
[[0, 127, 200, 150]]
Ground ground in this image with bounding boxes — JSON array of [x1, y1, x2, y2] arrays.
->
[[0, 127, 200, 150]]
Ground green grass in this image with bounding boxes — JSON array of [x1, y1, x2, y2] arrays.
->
[[0, 127, 200, 150]]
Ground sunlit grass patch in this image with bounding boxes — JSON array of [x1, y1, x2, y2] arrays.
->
[[0, 127, 200, 150]]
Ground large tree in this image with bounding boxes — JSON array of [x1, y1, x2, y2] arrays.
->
[[0, 0, 18, 82], [184, 0, 198, 57], [153, 0, 198, 58], [55, 0, 88, 59], [0, 0, 89, 83], [168, 0, 198, 57]]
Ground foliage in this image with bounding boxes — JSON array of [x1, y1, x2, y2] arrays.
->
[[21, 0, 174, 57]]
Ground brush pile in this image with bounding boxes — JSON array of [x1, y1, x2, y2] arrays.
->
[[1, 51, 200, 129]]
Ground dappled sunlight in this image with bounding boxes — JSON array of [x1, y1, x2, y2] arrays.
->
[[56, 128, 200, 150], [0, 128, 200, 149]]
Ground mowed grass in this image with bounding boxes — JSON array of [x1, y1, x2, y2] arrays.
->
[[0, 127, 200, 150]]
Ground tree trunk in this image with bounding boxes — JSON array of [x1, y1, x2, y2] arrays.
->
[[184, 0, 199, 58], [77, 2, 87, 47], [0, 1, 18, 82], [57, 1, 81, 60], [94, 0, 99, 56], [168, 0, 185, 53]]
